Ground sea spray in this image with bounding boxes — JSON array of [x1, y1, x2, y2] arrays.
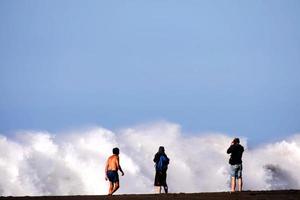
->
[[0, 122, 299, 196]]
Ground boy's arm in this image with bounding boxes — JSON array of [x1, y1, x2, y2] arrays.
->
[[117, 157, 124, 176], [105, 159, 109, 180]]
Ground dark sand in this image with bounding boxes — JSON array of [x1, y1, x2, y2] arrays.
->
[[1, 190, 300, 200]]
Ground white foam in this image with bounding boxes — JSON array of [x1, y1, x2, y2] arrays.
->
[[0, 122, 299, 195]]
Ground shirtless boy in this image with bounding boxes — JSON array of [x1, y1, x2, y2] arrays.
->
[[105, 147, 124, 195]]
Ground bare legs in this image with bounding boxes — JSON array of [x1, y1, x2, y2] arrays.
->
[[231, 177, 236, 192], [231, 177, 243, 192], [156, 186, 168, 194], [238, 177, 243, 192], [108, 182, 120, 195], [156, 186, 161, 194]]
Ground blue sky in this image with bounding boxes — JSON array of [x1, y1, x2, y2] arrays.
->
[[0, 0, 299, 144]]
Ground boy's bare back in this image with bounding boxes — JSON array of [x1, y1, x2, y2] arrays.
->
[[107, 155, 119, 171]]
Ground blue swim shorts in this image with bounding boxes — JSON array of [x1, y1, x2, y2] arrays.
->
[[107, 170, 119, 183], [230, 164, 242, 179]]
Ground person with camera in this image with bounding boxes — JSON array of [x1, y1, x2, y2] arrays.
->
[[227, 138, 244, 192]]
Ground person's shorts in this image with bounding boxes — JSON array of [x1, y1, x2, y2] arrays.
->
[[230, 164, 242, 179], [107, 170, 119, 183]]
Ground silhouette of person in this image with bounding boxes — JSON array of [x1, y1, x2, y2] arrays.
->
[[227, 138, 244, 192], [105, 147, 124, 195], [153, 146, 169, 193]]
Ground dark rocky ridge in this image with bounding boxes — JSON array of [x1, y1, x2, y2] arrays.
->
[[1, 190, 300, 200]]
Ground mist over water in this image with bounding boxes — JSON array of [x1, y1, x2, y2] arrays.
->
[[0, 122, 299, 196]]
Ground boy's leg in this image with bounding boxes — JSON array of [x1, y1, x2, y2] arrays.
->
[[231, 177, 236, 192], [111, 182, 120, 195], [238, 177, 243, 192], [108, 182, 114, 195]]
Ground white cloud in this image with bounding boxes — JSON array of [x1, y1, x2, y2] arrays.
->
[[0, 122, 299, 196]]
